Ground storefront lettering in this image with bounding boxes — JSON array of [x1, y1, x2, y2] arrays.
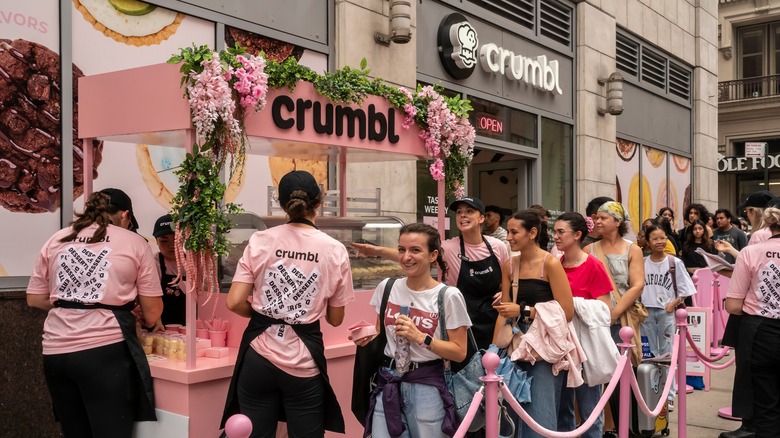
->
[[479, 45, 563, 95], [271, 95, 400, 144], [718, 155, 780, 172]]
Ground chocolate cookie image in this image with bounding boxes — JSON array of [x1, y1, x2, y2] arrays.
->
[[0, 39, 103, 213], [225, 27, 304, 62]]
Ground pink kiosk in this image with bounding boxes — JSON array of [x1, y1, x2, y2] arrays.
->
[[77, 63, 449, 438]]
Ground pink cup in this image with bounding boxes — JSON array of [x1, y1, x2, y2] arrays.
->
[[210, 330, 227, 348], [196, 328, 210, 339]]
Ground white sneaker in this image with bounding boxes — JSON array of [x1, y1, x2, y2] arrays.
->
[[667, 399, 675, 412]]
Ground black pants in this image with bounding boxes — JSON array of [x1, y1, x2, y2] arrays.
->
[[236, 348, 326, 438], [750, 318, 780, 437], [43, 341, 139, 438]]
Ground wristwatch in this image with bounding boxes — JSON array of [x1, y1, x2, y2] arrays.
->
[[419, 334, 434, 349]]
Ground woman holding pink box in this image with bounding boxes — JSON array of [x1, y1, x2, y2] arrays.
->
[[222, 170, 355, 437]]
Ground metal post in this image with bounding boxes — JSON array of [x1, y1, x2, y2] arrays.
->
[[185, 131, 197, 369], [617, 327, 634, 438], [481, 352, 501, 438], [676, 309, 689, 438], [765, 143, 770, 190]]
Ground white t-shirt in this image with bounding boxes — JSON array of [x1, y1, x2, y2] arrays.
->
[[233, 224, 354, 377], [27, 224, 162, 355], [370, 278, 472, 363], [641, 255, 696, 308]]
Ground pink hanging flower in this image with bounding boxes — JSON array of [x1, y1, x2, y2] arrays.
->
[[585, 216, 595, 233], [429, 159, 445, 181]]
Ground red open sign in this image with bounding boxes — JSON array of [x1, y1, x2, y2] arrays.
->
[[476, 113, 503, 134]]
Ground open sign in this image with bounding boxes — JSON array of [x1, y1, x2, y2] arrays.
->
[[476, 113, 503, 134]]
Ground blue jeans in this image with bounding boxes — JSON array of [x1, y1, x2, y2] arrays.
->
[[641, 307, 676, 401], [508, 360, 565, 438], [558, 384, 603, 438], [371, 368, 448, 438]]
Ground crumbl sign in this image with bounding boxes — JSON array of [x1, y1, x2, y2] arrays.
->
[[437, 13, 563, 96]]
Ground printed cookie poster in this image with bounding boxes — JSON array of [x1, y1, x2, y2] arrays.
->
[[0, 1, 61, 276]]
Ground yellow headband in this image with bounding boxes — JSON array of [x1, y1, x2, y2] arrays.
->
[[598, 201, 629, 222]]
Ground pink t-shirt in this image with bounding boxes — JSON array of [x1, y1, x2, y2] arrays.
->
[[726, 236, 780, 318], [233, 224, 355, 377], [27, 224, 162, 355], [441, 235, 510, 285], [562, 254, 613, 299], [749, 227, 771, 246]]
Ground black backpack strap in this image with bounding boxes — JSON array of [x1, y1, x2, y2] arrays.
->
[[667, 255, 679, 298], [378, 278, 397, 337]]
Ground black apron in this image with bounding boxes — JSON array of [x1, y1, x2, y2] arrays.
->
[[159, 253, 186, 326], [221, 311, 345, 433], [53, 300, 157, 421], [456, 235, 503, 350]]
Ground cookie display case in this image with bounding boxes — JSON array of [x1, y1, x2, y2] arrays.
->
[[220, 213, 405, 291]]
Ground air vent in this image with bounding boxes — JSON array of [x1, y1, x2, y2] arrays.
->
[[539, 0, 572, 46], [641, 48, 667, 89], [468, 0, 535, 31], [669, 62, 691, 100], [616, 34, 639, 77]]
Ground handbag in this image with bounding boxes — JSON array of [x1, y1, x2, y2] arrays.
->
[[351, 278, 396, 425], [438, 285, 487, 432], [495, 257, 523, 352], [593, 242, 646, 366]]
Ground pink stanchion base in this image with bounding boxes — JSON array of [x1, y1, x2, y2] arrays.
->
[[718, 406, 741, 421], [686, 385, 694, 394]]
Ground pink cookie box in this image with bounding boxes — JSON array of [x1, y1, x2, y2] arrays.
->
[[196, 338, 211, 349], [205, 347, 229, 358], [348, 321, 377, 341]]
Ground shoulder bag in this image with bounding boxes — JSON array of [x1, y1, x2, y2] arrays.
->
[[667, 255, 685, 309], [593, 241, 647, 367], [495, 257, 523, 352], [351, 278, 396, 425]]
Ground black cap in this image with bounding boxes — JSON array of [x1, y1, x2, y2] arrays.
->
[[737, 190, 775, 211], [100, 188, 139, 231], [768, 197, 780, 209], [448, 196, 485, 214], [278, 170, 321, 206], [153, 214, 175, 238], [484, 205, 505, 222]]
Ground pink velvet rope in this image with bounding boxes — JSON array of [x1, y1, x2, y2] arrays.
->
[[628, 333, 680, 418], [685, 331, 737, 369], [497, 354, 631, 438], [453, 386, 485, 438]]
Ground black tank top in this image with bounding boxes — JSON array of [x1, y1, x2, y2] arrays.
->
[[511, 253, 554, 306]]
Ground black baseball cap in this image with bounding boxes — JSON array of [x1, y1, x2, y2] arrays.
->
[[448, 196, 485, 214], [737, 190, 775, 211], [767, 197, 780, 209], [153, 214, 175, 238], [100, 188, 139, 231], [278, 170, 321, 206]]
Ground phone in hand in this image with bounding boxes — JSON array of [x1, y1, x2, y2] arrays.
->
[[399, 305, 410, 316]]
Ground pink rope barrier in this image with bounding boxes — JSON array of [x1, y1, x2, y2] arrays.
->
[[628, 333, 680, 418], [452, 386, 485, 438], [684, 331, 737, 369]]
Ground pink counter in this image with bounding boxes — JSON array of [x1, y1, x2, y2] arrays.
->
[[137, 289, 375, 438]]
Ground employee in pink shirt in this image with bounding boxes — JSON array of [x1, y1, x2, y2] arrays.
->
[[222, 170, 354, 437], [726, 207, 780, 438], [26, 190, 163, 438]]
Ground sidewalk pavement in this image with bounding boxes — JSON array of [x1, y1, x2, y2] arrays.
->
[[667, 355, 739, 437]]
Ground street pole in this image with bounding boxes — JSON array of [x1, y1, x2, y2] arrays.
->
[[765, 143, 770, 189]]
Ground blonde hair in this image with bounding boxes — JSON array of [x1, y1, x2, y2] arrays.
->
[[762, 207, 780, 232], [751, 207, 765, 230]]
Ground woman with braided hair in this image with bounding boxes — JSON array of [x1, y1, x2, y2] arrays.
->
[[27, 190, 163, 437], [222, 170, 355, 437]]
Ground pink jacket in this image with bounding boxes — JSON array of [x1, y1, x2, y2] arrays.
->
[[510, 301, 586, 388]]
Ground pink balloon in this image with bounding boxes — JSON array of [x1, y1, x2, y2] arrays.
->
[[225, 414, 253, 438]]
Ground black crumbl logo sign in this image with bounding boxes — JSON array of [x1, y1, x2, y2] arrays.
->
[[55, 245, 111, 303], [757, 260, 780, 319], [437, 13, 563, 95], [261, 260, 320, 332]]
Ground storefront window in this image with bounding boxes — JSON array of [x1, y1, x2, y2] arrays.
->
[[468, 96, 536, 147], [541, 118, 572, 214]]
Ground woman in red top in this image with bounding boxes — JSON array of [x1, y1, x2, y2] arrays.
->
[[553, 212, 613, 438]]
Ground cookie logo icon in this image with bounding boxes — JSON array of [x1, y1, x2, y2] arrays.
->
[[437, 13, 479, 80], [450, 21, 478, 69]]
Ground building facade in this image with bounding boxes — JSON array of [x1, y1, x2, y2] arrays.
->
[[718, 0, 780, 210]]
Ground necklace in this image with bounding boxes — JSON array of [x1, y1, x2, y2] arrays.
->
[[562, 252, 586, 268], [407, 277, 437, 291]]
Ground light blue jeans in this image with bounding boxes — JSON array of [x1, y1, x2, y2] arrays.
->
[[371, 368, 448, 438], [641, 307, 676, 401], [558, 384, 603, 438], [508, 360, 565, 438]]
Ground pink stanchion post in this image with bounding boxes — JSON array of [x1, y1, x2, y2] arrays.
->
[[481, 352, 501, 438], [616, 326, 634, 438], [676, 308, 688, 438]]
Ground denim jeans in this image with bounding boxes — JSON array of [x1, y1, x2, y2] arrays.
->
[[506, 360, 565, 438], [557, 384, 603, 438], [371, 368, 448, 438], [641, 307, 676, 401]]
